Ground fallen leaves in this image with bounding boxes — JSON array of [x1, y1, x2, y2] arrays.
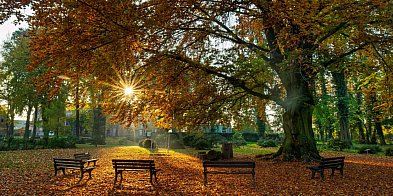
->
[[0, 147, 393, 195]]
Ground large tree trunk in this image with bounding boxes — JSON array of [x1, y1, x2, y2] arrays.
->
[[332, 71, 351, 146], [23, 104, 33, 139], [275, 71, 319, 161], [355, 92, 366, 143], [41, 103, 50, 145], [7, 113, 15, 148], [30, 105, 39, 142], [375, 120, 386, 145], [278, 104, 319, 161], [266, 27, 319, 161], [92, 105, 106, 146], [256, 113, 266, 139]]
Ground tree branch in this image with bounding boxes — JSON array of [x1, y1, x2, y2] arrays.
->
[[322, 42, 369, 67], [162, 52, 285, 105]]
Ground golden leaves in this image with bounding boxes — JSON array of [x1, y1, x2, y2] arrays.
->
[[1, 147, 393, 195]]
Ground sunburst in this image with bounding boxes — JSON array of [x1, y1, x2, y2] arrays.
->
[[98, 63, 148, 126], [101, 64, 145, 103]]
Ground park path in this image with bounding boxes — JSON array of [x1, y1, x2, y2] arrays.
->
[[1, 146, 393, 195]]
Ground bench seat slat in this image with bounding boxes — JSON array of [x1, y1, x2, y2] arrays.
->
[[203, 164, 254, 168], [206, 171, 254, 174], [203, 160, 255, 187], [53, 158, 95, 179], [307, 156, 345, 180], [112, 159, 159, 184], [113, 163, 153, 166]]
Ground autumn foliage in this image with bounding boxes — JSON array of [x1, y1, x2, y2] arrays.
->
[[0, 146, 393, 195], [1, 0, 392, 161]]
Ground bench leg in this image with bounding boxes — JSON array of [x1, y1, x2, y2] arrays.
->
[[88, 170, 92, 178], [331, 168, 335, 177], [320, 169, 325, 180], [252, 172, 255, 187], [203, 173, 207, 186], [153, 171, 158, 183], [311, 170, 316, 179], [62, 168, 66, 175], [114, 171, 118, 183]]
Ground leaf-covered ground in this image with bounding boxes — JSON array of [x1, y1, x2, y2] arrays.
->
[[1, 146, 393, 195]]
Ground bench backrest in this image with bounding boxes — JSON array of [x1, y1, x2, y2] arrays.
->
[[74, 153, 91, 160], [320, 156, 345, 167], [203, 161, 255, 169], [54, 158, 85, 168], [112, 159, 155, 170]]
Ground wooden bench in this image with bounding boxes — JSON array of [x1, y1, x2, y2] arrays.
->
[[112, 159, 160, 184], [307, 156, 345, 180], [74, 152, 98, 166], [53, 158, 95, 179], [203, 160, 255, 186]]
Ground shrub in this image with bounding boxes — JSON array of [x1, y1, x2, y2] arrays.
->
[[264, 133, 283, 141], [257, 139, 277, 147], [118, 138, 130, 145], [232, 132, 247, 147], [327, 139, 351, 151], [139, 138, 156, 149], [182, 132, 212, 150], [169, 139, 185, 149], [357, 145, 382, 154], [47, 136, 76, 149], [153, 133, 168, 147], [385, 148, 393, 156], [193, 138, 211, 150], [241, 132, 259, 142]]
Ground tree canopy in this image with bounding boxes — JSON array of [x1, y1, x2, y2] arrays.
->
[[1, 0, 392, 160]]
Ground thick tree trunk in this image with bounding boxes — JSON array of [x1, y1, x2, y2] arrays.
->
[[92, 105, 106, 146], [275, 71, 320, 161], [365, 117, 372, 144], [41, 103, 50, 145], [6, 111, 15, 148], [266, 27, 319, 161], [75, 78, 80, 141], [316, 119, 324, 142], [332, 71, 351, 146], [371, 127, 377, 144], [23, 104, 32, 139], [375, 120, 386, 145], [355, 92, 366, 143], [278, 105, 319, 161], [30, 105, 39, 142]]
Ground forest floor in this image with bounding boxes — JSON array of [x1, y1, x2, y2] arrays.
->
[[0, 146, 393, 195]]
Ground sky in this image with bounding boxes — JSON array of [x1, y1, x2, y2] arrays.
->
[[0, 10, 30, 60], [0, 17, 29, 120]]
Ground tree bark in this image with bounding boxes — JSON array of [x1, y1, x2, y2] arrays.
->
[[332, 71, 351, 146], [30, 105, 39, 142], [275, 70, 320, 161], [92, 105, 106, 146], [23, 104, 32, 139], [355, 92, 366, 143], [375, 120, 386, 145]]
